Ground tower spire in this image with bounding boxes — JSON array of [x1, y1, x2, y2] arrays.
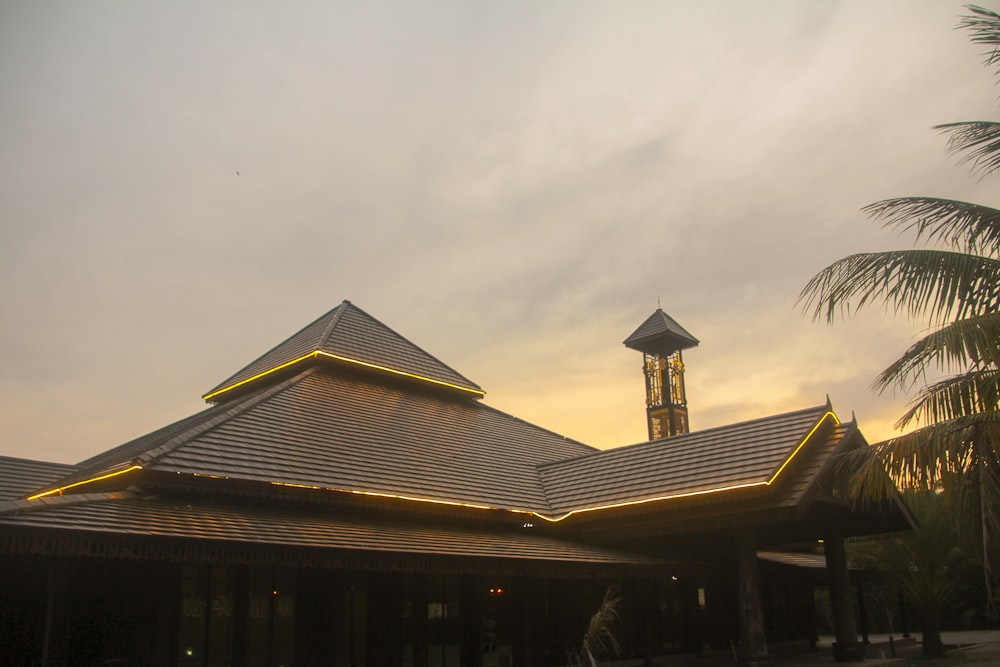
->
[[623, 308, 699, 440]]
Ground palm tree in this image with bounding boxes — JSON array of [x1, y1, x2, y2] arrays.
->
[[850, 492, 976, 657], [569, 587, 621, 667], [799, 4, 1000, 620]]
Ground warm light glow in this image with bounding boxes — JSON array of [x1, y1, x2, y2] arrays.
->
[[203, 350, 485, 401], [534, 410, 841, 522], [270, 480, 497, 512], [26, 465, 143, 500], [203, 352, 317, 401], [264, 411, 841, 522], [765, 411, 840, 484], [270, 481, 322, 490], [533, 480, 770, 522]]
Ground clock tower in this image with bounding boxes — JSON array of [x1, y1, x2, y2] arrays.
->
[[624, 309, 699, 440]]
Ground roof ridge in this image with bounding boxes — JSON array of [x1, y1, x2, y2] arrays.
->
[[203, 305, 345, 399], [475, 401, 594, 451], [317, 300, 350, 350], [789, 419, 861, 516], [49, 370, 319, 493], [464, 402, 595, 517], [338, 302, 482, 392]]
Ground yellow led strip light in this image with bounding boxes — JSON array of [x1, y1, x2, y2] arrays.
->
[[534, 411, 842, 522], [266, 411, 841, 522], [203, 350, 485, 401], [271, 481, 497, 512], [27, 465, 144, 501]]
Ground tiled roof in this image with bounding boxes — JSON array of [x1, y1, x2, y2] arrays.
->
[[0, 456, 77, 501], [538, 405, 836, 518], [623, 309, 699, 354], [27, 382, 847, 522], [38, 368, 596, 515], [204, 301, 482, 401], [0, 491, 663, 567]]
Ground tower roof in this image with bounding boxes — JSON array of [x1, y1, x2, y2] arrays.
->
[[203, 300, 483, 402], [623, 308, 699, 355]]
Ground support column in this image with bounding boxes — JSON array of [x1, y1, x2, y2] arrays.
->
[[824, 523, 863, 662], [41, 561, 69, 667], [857, 582, 870, 645], [734, 526, 771, 667], [898, 588, 910, 638], [413, 574, 429, 667], [460, 575, 483, 667]]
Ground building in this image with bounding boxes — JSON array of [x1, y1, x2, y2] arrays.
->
[[0, 301, 910, 666]]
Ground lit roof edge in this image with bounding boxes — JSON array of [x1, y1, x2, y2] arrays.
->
[[26, 465, 144, 501], [23, 412, 839, 520], [203, 350, 485, 402], [269, 411, 841, 522]]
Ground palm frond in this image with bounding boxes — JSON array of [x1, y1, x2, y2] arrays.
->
[[863, 197, 1000, 255], [935, 122, 1000, 179], [836, 444, 899, 503], [577, 587, 621, 667], [895, 369, 1000, 429], [798, 249, 1000, 325], [959, 5, 1000, 72], [843, 412, 1000, 502], [873, 312, 1000, 392]]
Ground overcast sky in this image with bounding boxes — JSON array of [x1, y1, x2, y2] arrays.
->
[[2, 1, 998, 464]]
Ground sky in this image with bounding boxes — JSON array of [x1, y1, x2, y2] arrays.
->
[[2, 1, 999, 464]]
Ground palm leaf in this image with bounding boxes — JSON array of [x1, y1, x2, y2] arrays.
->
[[959, 5, 1000, 71], [895, 369, 1000, 429], [873, 312, 1000, 392], [799, 249, 1000, 325], [935, 122, 1000, 179], [840, 412, 1000, 502], [863, 197, 1000, 255], [576, 586, 621, 667]]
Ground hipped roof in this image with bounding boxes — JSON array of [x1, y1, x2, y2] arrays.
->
[[57, 367, 594, 516], [623, 308, 699, 355], [204, 300, 482, 401]]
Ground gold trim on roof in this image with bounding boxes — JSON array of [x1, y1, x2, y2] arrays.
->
[[203, 350, 485, 401], [26, 465, 144, 501], [266, 411, 841, 522]]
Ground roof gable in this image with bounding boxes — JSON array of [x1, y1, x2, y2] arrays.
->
[[204, 301, 482, 401]]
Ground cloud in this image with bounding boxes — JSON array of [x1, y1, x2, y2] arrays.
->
[[1, 0, 997, 462]]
